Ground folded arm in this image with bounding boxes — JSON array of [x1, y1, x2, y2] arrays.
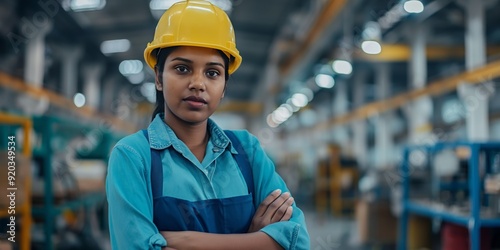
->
[[161, 231, 283, 250]]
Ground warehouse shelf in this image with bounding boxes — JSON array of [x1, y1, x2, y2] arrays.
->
[[30, 115, 123, 250], [398, 141, 500, 250], [0, 112, 32, 250], [315, 144, 359, 215], [32, 191, 105, 217]]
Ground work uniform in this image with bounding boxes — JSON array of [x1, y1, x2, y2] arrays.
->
[[106, 113, 310, 249]]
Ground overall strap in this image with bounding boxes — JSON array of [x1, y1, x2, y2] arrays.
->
[[224, 130, 254, 200], [142, 129, 254, 201], [142, 129, 163, 198]]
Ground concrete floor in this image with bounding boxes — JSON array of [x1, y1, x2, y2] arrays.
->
[[303, 206, 360, 250]]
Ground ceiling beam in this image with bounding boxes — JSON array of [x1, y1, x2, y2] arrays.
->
[[353, 44, 500, 62], [309, 59, 500, 132], [0, 72, 136, 133], [278, 0, 347, 76]]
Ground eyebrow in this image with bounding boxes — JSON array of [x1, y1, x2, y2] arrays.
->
[[171, 57, 224, 68]]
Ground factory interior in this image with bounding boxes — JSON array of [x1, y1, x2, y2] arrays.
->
[[1, 0, 500, 249]]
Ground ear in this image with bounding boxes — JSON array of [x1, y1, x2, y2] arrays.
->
[[154, 67, 163, 91]]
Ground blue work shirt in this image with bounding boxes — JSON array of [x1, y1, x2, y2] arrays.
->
[[106, 114, 310, 249]]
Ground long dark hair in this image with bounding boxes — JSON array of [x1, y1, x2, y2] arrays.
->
[[151, 47, 230, 120]]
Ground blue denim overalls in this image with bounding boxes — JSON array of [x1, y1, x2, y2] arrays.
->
[[142, 130, 256, 233]]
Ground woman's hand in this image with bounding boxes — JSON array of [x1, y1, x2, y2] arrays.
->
[[247, 189, 294, 233]]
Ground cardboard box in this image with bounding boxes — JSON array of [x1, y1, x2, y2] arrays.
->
[[356, 199, 398, 245]]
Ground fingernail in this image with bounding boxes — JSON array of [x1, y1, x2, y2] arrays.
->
[[273, 189, 282, 195]]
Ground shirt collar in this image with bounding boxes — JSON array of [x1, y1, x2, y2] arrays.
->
[[146, 113, 236, 154]]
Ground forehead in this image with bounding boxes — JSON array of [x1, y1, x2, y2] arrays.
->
[[167, 46, 224, 63]]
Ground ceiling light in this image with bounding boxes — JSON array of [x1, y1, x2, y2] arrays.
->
[[361, 40, 382, 55], [315, 74, 335, 89], [73, 93, 86, 107], [331, 60, 353, 75], [119, 60, 143, 76], [100, 39, 130, 54], [127, 71, 145, 84], [69, 0, 106, 12], [149, 0, 182, 10], [286, 99, 301, 112], [209, 0, 232, 12], [267, 114, 279, 128], [404, 0, 424, 14], [281, 104, 294, 114], [299, 87, 314, 102], [291, 93, 309, 108], [149, 0, 232, 12]]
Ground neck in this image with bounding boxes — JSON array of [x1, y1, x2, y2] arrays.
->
[[163, 115, 209, 162]]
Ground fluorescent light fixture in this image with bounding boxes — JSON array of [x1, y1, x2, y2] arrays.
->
[[266, 114, 279, 128], [150, 0, 232, 12], [286, 99, 301, 112], [127, 71, 145, 84], [209, 0, 232, 12], [331, 60, 353, 75], [149, 0, 182, 10], [361, 40, 382, 55], [299, 87, 314, 102], [291, 93, 309, 108], [70, 0, 106, 12], [119, 60, 143, 76], [100, 39, 130, 54], [281, 104, 294, 114], [404, 0, 424, 14], [315, 74, 335, 88], [73, 93, 86, 107]]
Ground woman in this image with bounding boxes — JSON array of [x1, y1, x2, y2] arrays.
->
[[106, 1, 310, 249]]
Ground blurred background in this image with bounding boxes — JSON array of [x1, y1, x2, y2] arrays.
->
[[1, 0, 500, 249]]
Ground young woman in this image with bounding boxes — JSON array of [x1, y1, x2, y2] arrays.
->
[[106, 1, 310, 249]]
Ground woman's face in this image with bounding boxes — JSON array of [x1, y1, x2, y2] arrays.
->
[[156, 46, 226, 125]]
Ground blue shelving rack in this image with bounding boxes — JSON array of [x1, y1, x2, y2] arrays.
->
[[398, 141, 500, 250], [30, 115, 124, 250]]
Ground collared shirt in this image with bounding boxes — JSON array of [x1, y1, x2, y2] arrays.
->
[[106, 114, 310, 249]]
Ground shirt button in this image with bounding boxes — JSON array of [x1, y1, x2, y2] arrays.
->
[[213, 147, 220, 152]]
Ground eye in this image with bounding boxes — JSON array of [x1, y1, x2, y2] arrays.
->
[[206, 70, 220, 78], [174, 65, 189, 74]]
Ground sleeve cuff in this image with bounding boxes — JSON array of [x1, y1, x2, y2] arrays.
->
[[149, 233, 167, 249], [260, 221, 300, 250]]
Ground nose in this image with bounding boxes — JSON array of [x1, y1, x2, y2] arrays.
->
[[188, 70, 206, 92]]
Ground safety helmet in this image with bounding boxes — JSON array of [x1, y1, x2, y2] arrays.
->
[[144, 0, 242, 74]]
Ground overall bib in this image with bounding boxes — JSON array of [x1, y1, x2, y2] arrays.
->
[[142, 130, 256, 233]]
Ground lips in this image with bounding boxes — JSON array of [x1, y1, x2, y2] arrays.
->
[[183, 96, 207, 104]]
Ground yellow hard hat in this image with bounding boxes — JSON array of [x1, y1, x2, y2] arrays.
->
[[144, 0, 242, 74]]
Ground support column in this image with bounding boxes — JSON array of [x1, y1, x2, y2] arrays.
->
[[352, 70, 368, 168], [23, 23, 52, 86], [83, 63, 104, 109], [59, 45, 83, 99], [458, 0, 491, 141], [331, 80, 349, 144], [374, 63, 395, 168], [405, 23, 434, 144], [18, 22, 52, 115], [102, 74, 120, 115]]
